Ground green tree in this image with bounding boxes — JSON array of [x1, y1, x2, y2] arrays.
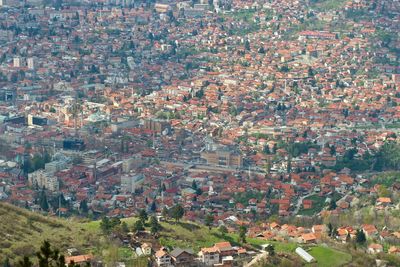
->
[[162, 206, 169, 219], [355, 229, 366, 245], [100, 217, 112, 235], [328, 200, 337, 210], [265, 244, 275, 256], [327, 223, 333, 236], [138, 209, 148, 225], [3, 258, 11, 267], [79, 199, 89, 214], [150, 216, 161, 235], [219, 225, 228, 237], [245, 40, 250, 50], [36, 240, 65, 267], [121, 222, 129, 234], [377, 185, 391, 198], [239, 225, 247, 243], [192, 180, 198, 190], [205, 214, 214, 230], [17, 257, 33, 267], [133, 220, 144, 232], [39, 188, 49, 212], [170, 204, 184, 222]]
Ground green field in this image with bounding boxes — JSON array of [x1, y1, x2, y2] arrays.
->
[[307, 246, 352, 267], [310, 0, 347, 11]]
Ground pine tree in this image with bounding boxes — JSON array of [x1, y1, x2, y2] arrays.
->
[[3, 258, 11, 267], [79, 199, 89, 214], [36, 240, 65, 267], [150, 216, 161, 235], [162, 206, 169, 219], [355, 229, 366, 245], [150, 201, 157, 212], [239, 225, 247, 243], [265, 244, 275, 256], [205, 214, 214, 230], [133, 220, 144, 232], [219, 225, 228, 237], [39, 188, 49, 212], [328, 200, 337, 210], [17, 257, 33, 267], [138, 209, 148, 225]]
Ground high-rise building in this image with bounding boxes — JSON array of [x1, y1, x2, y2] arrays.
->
[[121, 173, 144, 193], [13, 57, 20, 68], [27, 57, 35, 70]]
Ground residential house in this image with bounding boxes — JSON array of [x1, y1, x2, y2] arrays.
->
[[199, 247, 220, 266], [155, 248, 172, 267], [367, 243, 383, 254], [170, 248, 195, 267]]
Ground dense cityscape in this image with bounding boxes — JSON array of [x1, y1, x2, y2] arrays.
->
[[0, 0, 399, 266]]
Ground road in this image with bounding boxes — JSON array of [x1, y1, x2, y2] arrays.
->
[[293, 192, 316, 215], [244, 251, 268, 267]]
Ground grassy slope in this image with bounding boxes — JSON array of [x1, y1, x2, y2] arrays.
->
[[0, 202, 101, 262]]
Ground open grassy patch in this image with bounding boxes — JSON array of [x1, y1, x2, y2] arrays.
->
[[310, 0, 347, 11], [307, 246, 352, 267]]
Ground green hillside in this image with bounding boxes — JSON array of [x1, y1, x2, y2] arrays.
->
[[0, 203, 354, 267], [0, 202, 100, 262]]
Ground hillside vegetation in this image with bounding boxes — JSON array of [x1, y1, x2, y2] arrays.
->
[[0, 202, 99, 262]]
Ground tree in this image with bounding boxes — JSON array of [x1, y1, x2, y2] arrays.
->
[[377, 185, 391, 198], [328, 200, 337, 211], [308, 67, 314, 77], [355, 229, 366, 245], [219, 225, 228, 237], [192, 180, 198, 190], [79, 199, 89, 214], [170, 204, 184, 222], [100, 217, 111, 234], [150, 201, 157, 212], [287, 156, 292, 173], [3, 258, 11, 267], [150, 216, 161, 235], [330, 145, 336, 155], [205, 214, 214, 230], [239, 225, 247, 243], [161, 206, 168, 218], [39, 188, 49, 212], [100, 217, 121, 235], [133, 220, 144, 232], [265, 244, 275, 256], [121, 222, 129, 234], [36, 240, 65, 267], [138, 209, 148, 225], [245, 40, 250, 50], [327, 223, 333, 237], [17, 257, 33, 267]]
